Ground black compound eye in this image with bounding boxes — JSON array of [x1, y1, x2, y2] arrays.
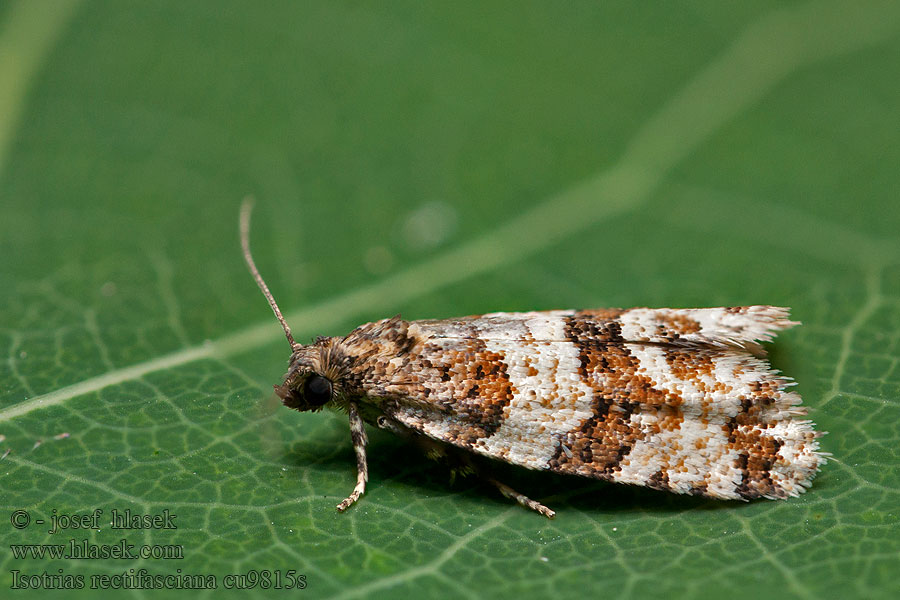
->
[[303, 375, 333, 406]]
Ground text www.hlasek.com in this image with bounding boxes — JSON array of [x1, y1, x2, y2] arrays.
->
[[11, 539, 183, 560]]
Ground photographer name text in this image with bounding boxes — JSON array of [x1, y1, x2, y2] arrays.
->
[[44, 509, 176, 534]]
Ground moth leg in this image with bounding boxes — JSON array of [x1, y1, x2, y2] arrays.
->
[[484, 476, 556, 519], [337, 402, 368, 512]]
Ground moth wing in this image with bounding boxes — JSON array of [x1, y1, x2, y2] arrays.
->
[[370, 308, 822, 501], [414, 306, 798, 353]]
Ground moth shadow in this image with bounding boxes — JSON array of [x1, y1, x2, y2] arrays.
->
[[275, 416, 741, 516], [357, 431, 735, 517], [472, 458, 736, 516]]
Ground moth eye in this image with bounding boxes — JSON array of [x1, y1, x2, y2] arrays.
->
[[303, 375, 333, 406]]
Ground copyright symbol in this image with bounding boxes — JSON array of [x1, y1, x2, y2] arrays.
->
[[10, 510, 30, 529]]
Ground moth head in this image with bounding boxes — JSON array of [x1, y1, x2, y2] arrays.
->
[[273, 340, 348, 412], [275, 371, 334, 412]]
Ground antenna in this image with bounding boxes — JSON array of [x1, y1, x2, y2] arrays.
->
[[240, 198, 302, 353]]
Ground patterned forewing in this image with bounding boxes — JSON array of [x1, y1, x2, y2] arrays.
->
[[357, 308, 822, 500]]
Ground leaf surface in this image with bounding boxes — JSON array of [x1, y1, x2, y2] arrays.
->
[[2, 2, 899, 598]]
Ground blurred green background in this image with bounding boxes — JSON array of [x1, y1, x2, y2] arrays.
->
[[2, 1, 899, 598]]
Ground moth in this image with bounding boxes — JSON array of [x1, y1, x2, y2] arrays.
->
[[241, 202, 825, 517]]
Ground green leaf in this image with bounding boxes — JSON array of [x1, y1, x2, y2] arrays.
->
[[2, 1, 899, 598]]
